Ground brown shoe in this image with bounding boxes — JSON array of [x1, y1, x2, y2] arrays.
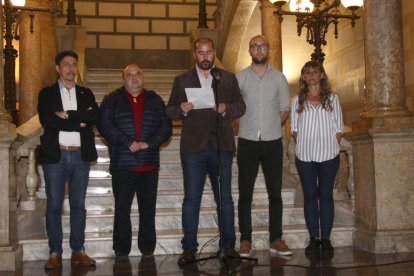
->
[[71, 250, 96, 266], [270, 239, 293, 256], [225, 248, 240, 258], [44, 252, 62, 269], [177, 249, 195, 266], [239, 240, 252, 257]]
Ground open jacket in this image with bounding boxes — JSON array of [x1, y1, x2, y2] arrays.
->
[[166, 67, 245, 154], [37, 82, 99, 164]]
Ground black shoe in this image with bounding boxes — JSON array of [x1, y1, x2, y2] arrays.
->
[[115, 252, 129, 262], [305, 237, 321, 254], [141, 252, 155, 262], [321, 238, 334, 256]]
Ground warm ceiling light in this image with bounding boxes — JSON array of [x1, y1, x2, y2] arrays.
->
[[340, 0, 363, 10], [2, 0, 26, 6], [289, 0, 314, 12], [269, 0, 288, 4]]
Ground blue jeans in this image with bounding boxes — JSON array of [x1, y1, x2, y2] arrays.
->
[[181, 144, 236, 251], [43, 150, 90, 254], [295, 155, 340, 239]]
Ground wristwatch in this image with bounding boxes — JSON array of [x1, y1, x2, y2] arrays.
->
[[64, 111, 69, 119]]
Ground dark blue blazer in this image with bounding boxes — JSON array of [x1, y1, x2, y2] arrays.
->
[[37, 82, 99, 164]]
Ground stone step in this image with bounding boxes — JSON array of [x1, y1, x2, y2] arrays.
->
[[87, 75, 177, 83], [87, 68, 184, 77], [95, 149, 180, 162], [59, 206, 305, 234], [64, 188, 296, 212], [20, 224, 354, 261], [95, 135, 180, 150], [91, 86, 172, 95], [90, 160, 242, 177], [86, 174, 272, 191], [87, 80, 174, 89]]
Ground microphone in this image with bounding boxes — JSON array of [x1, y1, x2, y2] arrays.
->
[[210, 67, 221, 81]]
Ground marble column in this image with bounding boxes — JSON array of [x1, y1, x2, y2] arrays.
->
[[18, 0, 55, 125], [361, 0, 410, 119], [348, 0, 414, 253], [0, 3, 22, 270], [39, 0, 57, 87], [259, 0, 283, 71]]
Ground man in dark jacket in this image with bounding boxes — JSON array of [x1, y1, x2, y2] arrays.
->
[[99, 64, 172, 262], [38, 50, 98, 270], [166, 37, 246, 265]]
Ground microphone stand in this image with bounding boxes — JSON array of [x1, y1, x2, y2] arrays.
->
[[184, 69, 258, 274]]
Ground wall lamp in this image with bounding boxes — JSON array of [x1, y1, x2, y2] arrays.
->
[[269, 0, 363, 63]]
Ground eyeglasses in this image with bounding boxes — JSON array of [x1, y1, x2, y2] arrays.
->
[[249, 44, 269, 51]]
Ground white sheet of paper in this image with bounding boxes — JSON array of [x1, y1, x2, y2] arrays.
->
[[185, 88, 215, 109]]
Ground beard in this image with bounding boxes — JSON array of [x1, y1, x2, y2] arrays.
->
[[252, 55, 268, 65], [197, 59, 214, 70]]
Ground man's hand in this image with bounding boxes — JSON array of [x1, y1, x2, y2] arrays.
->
[[137, 142, 149, 150], [129, 141, 141, 152], [214, 103, 226, 114], [129, 141, 149, 152], [55, 111, 66, 119], [180, 102, 193, 113]]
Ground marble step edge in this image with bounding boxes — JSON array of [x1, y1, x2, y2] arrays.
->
[[59, 205, 305, 233], [20, 225, 354, 261], [81, 187, 296, 197], [61, 205, 299, 218], [87, 78, 175, 84], [64, 189, 295, 211], [87, 173, 271, 183], [87, 68, 184, 74]]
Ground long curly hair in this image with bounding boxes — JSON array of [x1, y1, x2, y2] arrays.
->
[[296, 61, 333, 113]]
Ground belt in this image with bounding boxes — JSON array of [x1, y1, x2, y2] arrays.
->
[[60, 145, 81, 151]]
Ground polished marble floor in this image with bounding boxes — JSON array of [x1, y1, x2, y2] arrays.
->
[[7, 247, 414, 275]]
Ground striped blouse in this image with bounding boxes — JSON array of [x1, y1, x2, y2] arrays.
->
[[291, 93, 344, 162]]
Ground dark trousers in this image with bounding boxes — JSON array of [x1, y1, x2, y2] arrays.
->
[[111, 169, 158, 255], [295, 155, 340, 239], [237, 137, 283, 243]]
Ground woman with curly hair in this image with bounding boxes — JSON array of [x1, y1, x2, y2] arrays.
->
[[291, 61, 343, 256]]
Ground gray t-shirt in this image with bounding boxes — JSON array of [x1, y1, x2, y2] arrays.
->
[[236, 65, 290, 141]]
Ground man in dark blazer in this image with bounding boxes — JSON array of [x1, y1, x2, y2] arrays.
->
[[166, 37, 246, 265], [38, 50, 98, 270]]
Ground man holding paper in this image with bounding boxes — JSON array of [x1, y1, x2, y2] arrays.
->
[[166, 37, 246, 265]]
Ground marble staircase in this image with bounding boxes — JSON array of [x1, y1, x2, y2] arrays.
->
[[19, 68, 354, 261]]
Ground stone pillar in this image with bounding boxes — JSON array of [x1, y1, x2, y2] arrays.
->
[[39, 0, 57, 88], [18, 0, 43, 126], [361, 0, 410, 119], [347, 0, 414, 253], [259, 0, 282, 71], [0, 4, 21, 271]]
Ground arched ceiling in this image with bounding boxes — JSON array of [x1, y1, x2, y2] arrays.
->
[[222, 0, 319, 90]]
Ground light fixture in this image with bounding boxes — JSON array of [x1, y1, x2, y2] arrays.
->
[[289, 0, 314, 12], [269, 0, 363, 63], [2, 0, 60, 123]]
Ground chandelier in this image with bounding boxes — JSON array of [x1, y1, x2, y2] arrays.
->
[[269, 0, 363, 63]]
